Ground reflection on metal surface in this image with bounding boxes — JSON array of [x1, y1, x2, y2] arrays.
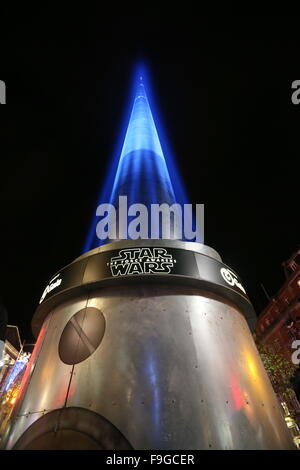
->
[[229, 373, 243, 411]]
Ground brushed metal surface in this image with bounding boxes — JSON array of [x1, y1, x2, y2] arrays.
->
[[3, 412, 46, 450], [67, 286, 294, 449], [3, 298, 87, 449], [3, 283, 294, 449]]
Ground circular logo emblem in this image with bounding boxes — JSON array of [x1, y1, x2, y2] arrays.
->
[[59, 307, 106, 365], [220, 267, 246, 294]]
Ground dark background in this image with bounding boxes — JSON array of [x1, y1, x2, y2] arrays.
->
[[0, 14, 299, 343]]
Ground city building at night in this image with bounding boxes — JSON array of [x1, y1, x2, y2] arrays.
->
[[0, 325, 22, 395], [255, 248, 300, 433], [0, 326, 32, 439], [255, 248, 300, 361]]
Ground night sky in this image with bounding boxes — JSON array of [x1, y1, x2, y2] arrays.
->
[[0, 15, 299, 343]]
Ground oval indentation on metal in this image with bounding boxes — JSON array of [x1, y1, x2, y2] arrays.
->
[[59, 307, 105, 365]]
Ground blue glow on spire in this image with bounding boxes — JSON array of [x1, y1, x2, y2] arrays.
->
[[119, 78, 164, 160], [109, 71, 176, 207], [83, 65, 192, 253]]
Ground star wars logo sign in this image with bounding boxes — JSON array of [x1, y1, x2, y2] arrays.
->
[[108, 247, 176, 277]]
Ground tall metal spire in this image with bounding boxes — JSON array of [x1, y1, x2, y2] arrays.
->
[[109, 76, 176, 207], [84, 71, 190, 252], [118, 76, 164, 160]]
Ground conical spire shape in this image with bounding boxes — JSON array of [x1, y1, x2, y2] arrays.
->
[[83, 72, 196, 252], [119, 77, 165, 160], [110, 77, 176, 207]]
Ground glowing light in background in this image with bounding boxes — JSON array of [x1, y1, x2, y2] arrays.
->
[[84, 64, 193, 253], [17, 327, 45, 400], [4, 354, 30, 393]]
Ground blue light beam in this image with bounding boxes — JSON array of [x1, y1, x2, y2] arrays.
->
[[84, 65, 193, 252]]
